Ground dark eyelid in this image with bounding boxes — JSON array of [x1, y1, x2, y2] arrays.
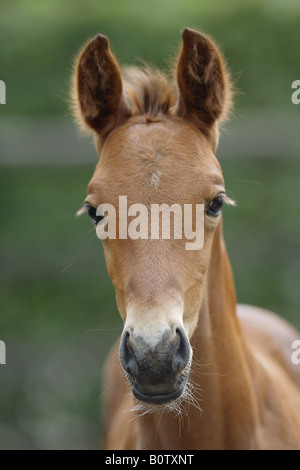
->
[[204, 193, 225, 204], [84, 202, 104, 225], [205, 193, 236, 206]]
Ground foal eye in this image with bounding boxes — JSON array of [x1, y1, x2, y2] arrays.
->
[[206, 196, 224, 217], [85, 203, 104, 225]]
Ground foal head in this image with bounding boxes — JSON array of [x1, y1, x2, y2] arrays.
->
[[73, 28, 233, 405]]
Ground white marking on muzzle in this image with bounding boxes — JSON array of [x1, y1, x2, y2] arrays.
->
[[124, 301, 185, 348]]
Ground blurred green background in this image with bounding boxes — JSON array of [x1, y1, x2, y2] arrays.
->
[[0, 0, 299, 449]]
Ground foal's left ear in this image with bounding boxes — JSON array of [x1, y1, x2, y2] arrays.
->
[[176, 28, 232, 149], [72, 34, 131, 139]]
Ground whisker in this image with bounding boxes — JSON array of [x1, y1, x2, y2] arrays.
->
[[59, 232, 97, 274], [231, 179, 261, 186], [84, 327, 122, 334]]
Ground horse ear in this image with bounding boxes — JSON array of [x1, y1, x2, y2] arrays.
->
[[73, 34, 131, 138], [176, 28, 232, 148]]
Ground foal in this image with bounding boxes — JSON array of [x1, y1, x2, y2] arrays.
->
[[73, 28, 300, 449]]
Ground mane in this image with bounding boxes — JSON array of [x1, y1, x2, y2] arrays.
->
[[123, 66, 177, 118]]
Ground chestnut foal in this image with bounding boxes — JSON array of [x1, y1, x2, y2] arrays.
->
[[73, 28, 300, 449]]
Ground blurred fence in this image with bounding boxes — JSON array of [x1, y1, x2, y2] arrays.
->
[[1, 108, 300, 166]]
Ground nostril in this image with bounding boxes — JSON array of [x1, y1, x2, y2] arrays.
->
[[173, 327, 190, 373], [119, 330, 138, 378]]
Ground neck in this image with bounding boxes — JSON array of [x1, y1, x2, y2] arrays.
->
[[136, 221, 260, 450]]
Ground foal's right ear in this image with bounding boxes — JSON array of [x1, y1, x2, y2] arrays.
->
[[72, 34, 131, 138]]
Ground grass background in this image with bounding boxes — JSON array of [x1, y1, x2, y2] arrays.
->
[[0, 0, 299, 449]]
